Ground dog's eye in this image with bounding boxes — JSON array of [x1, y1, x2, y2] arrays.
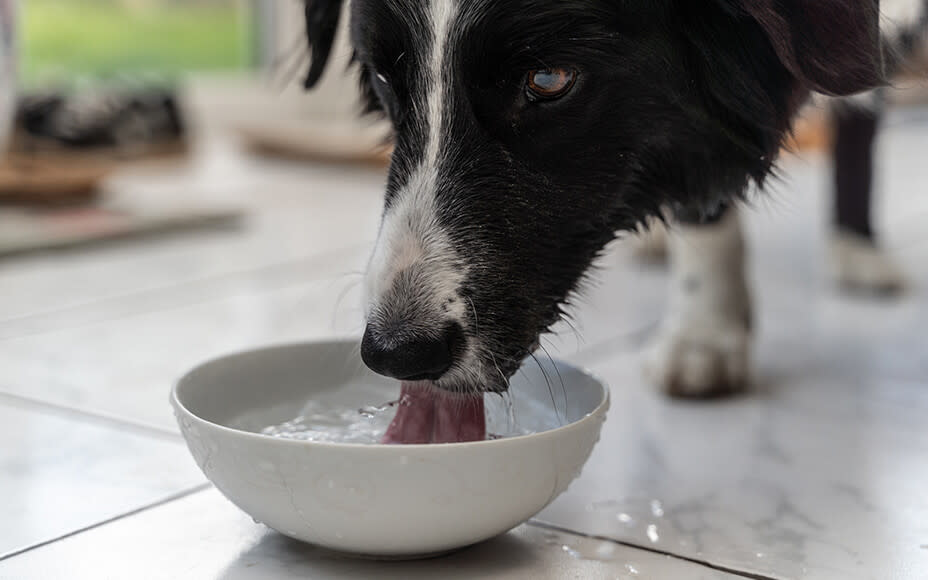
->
[[525, 68, 577, 101], [370, 69, 403, 123]]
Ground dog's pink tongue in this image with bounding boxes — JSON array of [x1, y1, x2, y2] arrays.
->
[[381, 382, 435, 444], [431, 391, 485, 443], [381, 381, 485, 444]]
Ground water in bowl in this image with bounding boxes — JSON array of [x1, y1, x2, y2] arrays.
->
[[260, 400, 396, 444], [261, 392, 533, 444]]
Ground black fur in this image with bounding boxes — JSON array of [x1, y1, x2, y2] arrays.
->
[[738, 0, 883, 96], [303, 0, 344, 88], [303, 0, 890, 392]]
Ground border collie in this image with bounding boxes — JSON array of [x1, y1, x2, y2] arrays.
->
[[301, 0, 927, 442]]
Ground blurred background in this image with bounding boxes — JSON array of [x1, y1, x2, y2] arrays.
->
[[1, 0, 389, 251]]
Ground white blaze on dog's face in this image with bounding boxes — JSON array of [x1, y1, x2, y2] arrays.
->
[[364, 0, 463, 331], [359, 1, 482, 392]]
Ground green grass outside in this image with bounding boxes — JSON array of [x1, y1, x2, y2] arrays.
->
[[22, 0, 252, 86]]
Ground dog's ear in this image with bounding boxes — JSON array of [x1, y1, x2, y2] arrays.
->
[[738, 0, 885, 96], [303, 0, 345, 89]]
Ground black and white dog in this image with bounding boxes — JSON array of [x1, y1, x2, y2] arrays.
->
[[302, 0, 926, 440]]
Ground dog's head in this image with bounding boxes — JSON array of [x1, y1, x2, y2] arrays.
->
[[304, 0, 884, 395]]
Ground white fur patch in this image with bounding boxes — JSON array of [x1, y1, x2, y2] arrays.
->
[[424, 0, 455, 173], [364, 1, 467, 334]]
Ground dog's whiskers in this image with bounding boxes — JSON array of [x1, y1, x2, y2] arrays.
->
[[529, 351, 563, 425], [466, 295, 480, 338], [538, 341, 568, 416]]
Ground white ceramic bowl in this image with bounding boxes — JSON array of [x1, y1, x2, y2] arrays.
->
[[171, 339, 609, 558]]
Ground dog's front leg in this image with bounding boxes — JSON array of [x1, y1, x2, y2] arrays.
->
[[644, 204, 752, 397]]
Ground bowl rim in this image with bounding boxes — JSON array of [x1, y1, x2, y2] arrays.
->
[[171, 338, 610, 451]]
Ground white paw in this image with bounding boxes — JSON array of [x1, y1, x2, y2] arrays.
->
[[628, 216, 669, 263], [644, 318, 751, 397], [644, 207, 752, 397], [830, 231, 906, 295]]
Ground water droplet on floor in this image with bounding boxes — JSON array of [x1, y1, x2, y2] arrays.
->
[[756, 552, 764, 558], [617, 512, 634, 524], [625, 563, 640, 575], [650, 499, 664, 517], [593, 542, 617, 560], [646, 524, 659, 543], [561, 544, 582, 559]]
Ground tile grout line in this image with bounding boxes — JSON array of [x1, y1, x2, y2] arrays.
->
[[528, 520, 780, 580], [0, 390, 182, 441], [0, 484, 213, 563]]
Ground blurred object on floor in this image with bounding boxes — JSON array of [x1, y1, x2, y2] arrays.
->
[[13, 88, 187, 158], [0, 86, 245, 258], [235, 118, 391, 166], [0, 86, 190, 206], [0, 155, 111, 205], [221, 2, 392, 166], [0, 192, 242, 258], [179, 74, 393, 167]]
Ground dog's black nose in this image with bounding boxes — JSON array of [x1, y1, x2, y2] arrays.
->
[[360, 324, 460, 381]]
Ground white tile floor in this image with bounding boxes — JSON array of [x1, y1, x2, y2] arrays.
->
[[1, 109, 927, 579]]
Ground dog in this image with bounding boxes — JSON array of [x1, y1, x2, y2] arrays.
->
[[300, 0, 927, 440]]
